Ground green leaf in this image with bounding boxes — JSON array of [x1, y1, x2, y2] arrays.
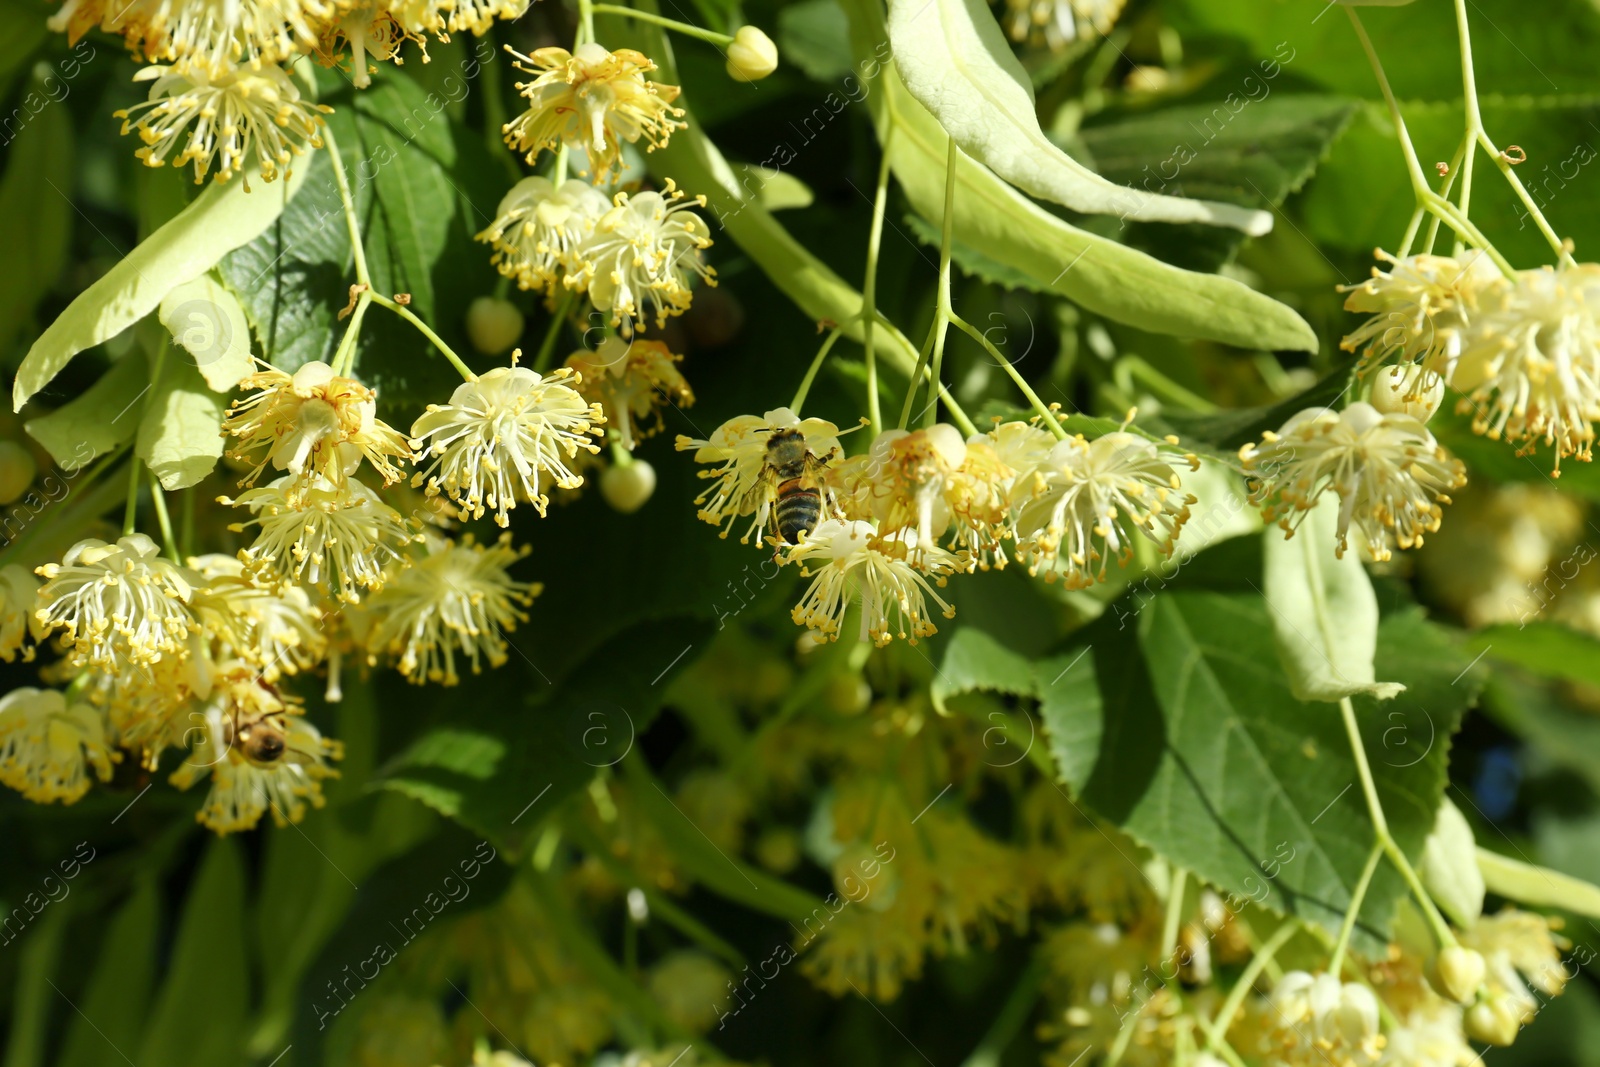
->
[[3, 898, 65, 1067], [158, 274, 254, 392], [137, 838, 249, 1067], [14, 161, 307, 412], [1262, 499, 1405, 702], [743, 165, 815, 212], [1161, 357, 1360, 450], [136, 356, 225, 491], [22, 352, 146, 470], [1478, 847, 1600, 921], [903, 213, 1057, 293], [839, 0, 1318, 353], [778, 0, 855, 81], [1420, 798, 1484, 927], [216, 70, 498, 413], [1170, 0, 1600, 102], [0, 70, 72, 362], [1077, 95, 1360, 272], [1042, 591, 1475, 939], [57, 880, 160, 1067], [931, 626, 1038, 713], [886, 0, 1269, 233], [1467, 621, 1600, 688]]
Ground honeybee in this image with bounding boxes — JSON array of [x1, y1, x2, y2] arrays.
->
[[221, 703, 289, 766], [744, 427, 838, 544]]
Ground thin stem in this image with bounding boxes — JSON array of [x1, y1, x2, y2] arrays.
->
[[591, 4, 733, 44], [147, 473, 179, 563], [1328, 842, 1384, 975], [871, 311, 979, 437], [1453, 0, 1570, 265], [321, 123, 371, 287], [791, 327, 844, 413], [1160, 868, 1188, 963], [1206, 920, 1299, 1048], [533, 292, 575, 372], [923, 136, 960, 430], [958, 955, 1045, 1067], [121, 455, 140, 537], [1422, 135, 1469, 254], [1396, 206, 1425, 259], [951, 314, 1067, 438], [860, 121, 895, 438], [578, 0, 596, 45], [1337, 697, 1458, 948], [332, 292, 371, 377], [369, 292, 478, 381], [1347, 7, 1516, 277]]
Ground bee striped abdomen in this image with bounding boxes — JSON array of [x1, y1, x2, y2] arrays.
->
[[775, 478, 822, 544]]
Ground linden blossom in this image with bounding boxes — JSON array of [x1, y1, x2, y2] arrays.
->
[[312, 841, 499, 1031]]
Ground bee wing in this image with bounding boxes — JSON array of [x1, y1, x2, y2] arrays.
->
[[738, 464, 780, 515], [802, 448, 837, 479]]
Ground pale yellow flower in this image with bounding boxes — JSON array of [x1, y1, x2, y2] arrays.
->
[[477, 175, 611, 298], [35, 534, 198, 669], [115, 57, 330, 185], [783, 519, 957, 646], [502, 42, 684, 179], [1001, 0, 1125, 49], [224, 476, 420, 603], [565, 337, 694, 451], [1341, 250, 1502, 379], [223, 360, 412, 496], [1241, 402, 1466, 561], [0, 563, 41, 662], [364, 533, 540, 685], [0, 688, 115, 804], [574, 182, 715, 335], [1010, 432, 1197, 586], [188, 554, 329, 679], [411, 364, 604, 525]]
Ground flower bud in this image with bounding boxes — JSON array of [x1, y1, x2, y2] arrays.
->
[[465, 296, 525, 355], [823, 672, 871, 715], [601, 458, 656, 513], [1433, 945, 1487, 1004], [0, 442, 35, 505], [1465, 991, 1526, 1046], [726, 26, 779, 82], [1369, 363, 1444, 421]]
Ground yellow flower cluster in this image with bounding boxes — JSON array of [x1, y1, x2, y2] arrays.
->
[[678, 413, 1198, 645]]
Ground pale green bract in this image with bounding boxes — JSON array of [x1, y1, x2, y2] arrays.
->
[[1262, 496, 1405, 702], [158, 275, 255, 393], [14, 164, 308, 412], [1419, 798, 1484, 928], [22, 353, 147, 470], [841, 0, 1318, 353], [885, 0, 1270, 235], [136, 360, 226, 491], [1477, 847, 1600, 921]]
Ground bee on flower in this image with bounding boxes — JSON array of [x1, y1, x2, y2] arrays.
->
[[501, 43, 685, 180], [1241, 402, 1467, 561], [0, 687, 116, 804], [1009, 431, 1198, 587], [410, 360, 605, 525], [223, 360, 412, 498], [574, 182, 717, 336], [477, 175, 612, 300], [783, 519, 958, 646], [565, 337, 694, 452], [115, 57, 331, 185], [676, 407, 842, 544], [169, 666, 342, 833], [363, 532, 540, 685]]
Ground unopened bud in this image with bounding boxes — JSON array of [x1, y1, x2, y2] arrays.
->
[[1465, 991, 1526, 1046], [726, 26, 779, 82], [0, 442, 35, 505], [1369, 364, 1444, 421], [601, 458, 657, 514], [823, 672, 871, 715], [1433, 945, 1486, 1005], [465, 296, 525, 355]]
